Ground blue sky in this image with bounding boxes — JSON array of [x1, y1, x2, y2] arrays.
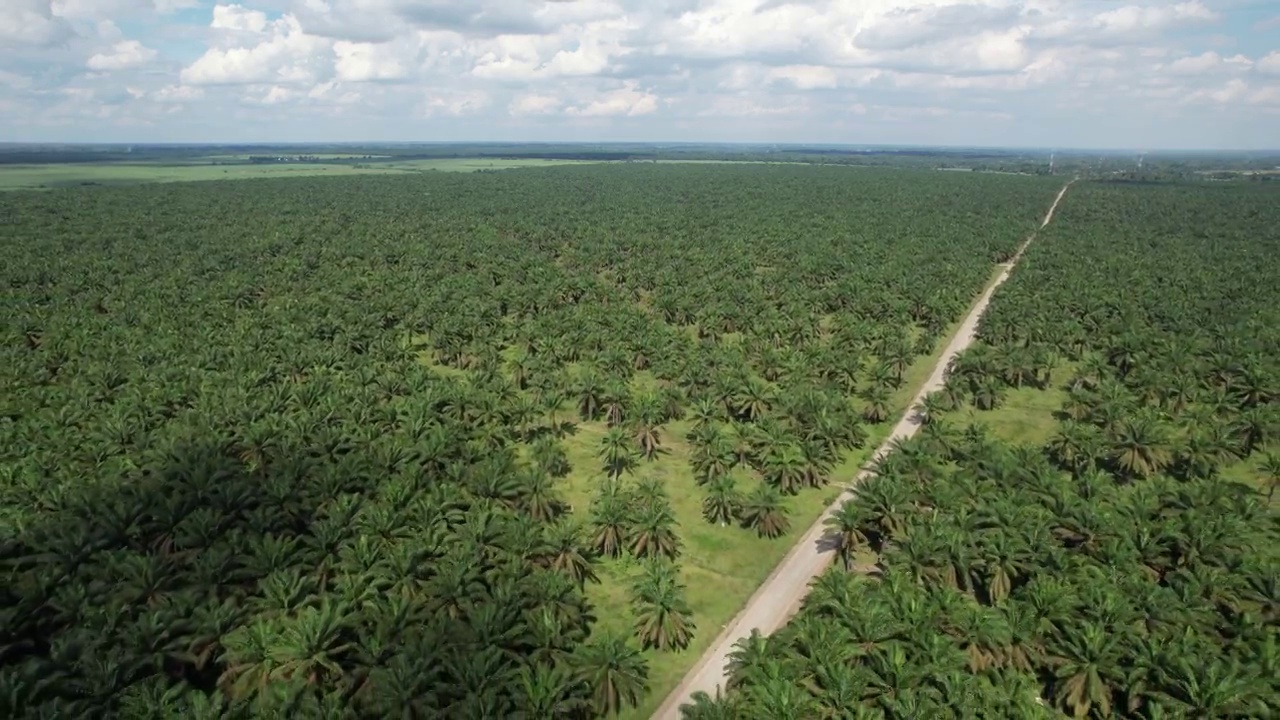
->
[[2, 0, 1278, 149]]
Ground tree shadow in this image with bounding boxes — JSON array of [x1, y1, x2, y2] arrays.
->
[[1, 434, 597, 717]]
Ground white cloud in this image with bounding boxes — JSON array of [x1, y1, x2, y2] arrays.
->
[[1185, 78, 1249, 104], [181, 14, 332, 85], [1, 0, 74, 47], [509, 92, 561, 115], [212, 3, 268, 33], [565, 82, 658, 117], [696, 94, 810, 117], [152, 84, 203, 102], [768, 65, 838, 90], [86, 40, 157, 70], [154, 0, 199, 11], [422, 89, 490, 116], [334, 40, 406, 81], [260, 85, 300, 104], [5, 0, 1279, 147], [1166, 51, 1252, 76], [0, 69, 33, 89], [1257, 52, 1280, 77], [853, 3, 1019, 52], [657, 0, 824, 60]]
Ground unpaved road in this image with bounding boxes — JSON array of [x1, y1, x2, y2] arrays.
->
[[651, 180, 1075, 719]]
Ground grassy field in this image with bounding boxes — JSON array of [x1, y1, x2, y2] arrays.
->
[[943, 362, 1077, 447], [550, 312, 980, 718], [412, 316, 960, 717], [0, 157, 602, 190], [940, 356, 1275, 502]]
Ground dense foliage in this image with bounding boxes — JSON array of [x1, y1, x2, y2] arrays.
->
[[0, 165, 1061, 717], [698, 180, 1279, 718]]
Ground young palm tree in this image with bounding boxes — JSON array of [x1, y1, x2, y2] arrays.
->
[[601, 379, 629, 427], [702, 474, 741, 526], [518, 470, 565, 523], [543, 520, 598, 588], [972, 376, 1004, 411], [680, 690, 740, 720], [824, 500, 871, 571], [1046, 620, 1121, 719], [573, 633, 649, 718], [1108, 415, 1173, 479], [629, 502, 681, 560], [739, 484, 791, 539], [588, 490, 629, 559], [690, 431, 736, 484], [760, 442, 807, 495], [860, 384, 892, 424], [1258, 452, 1280, 504], [733, 376, 776, 422], [530, 435, 570, 478], [513, 663, 587, 719], [1046, 420, 1103, 474], [630, 561, 696, 651], [914, 392, 948, 425], [630, 391, 665, 461], [599, 426, 638, 480]]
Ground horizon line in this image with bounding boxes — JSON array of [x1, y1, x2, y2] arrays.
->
[[2, 140, 1279, 155]]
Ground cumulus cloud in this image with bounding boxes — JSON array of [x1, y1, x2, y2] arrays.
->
[[87, 40, 157, 70], [0, 0, 75, 47], [334, 40, 407, 81], [1165, 51, 1251, 76], [181, 14, 331, 85], [152, 84, 204, 102], [768, 65, 838, 90], [1257, 52, 1280, 77], [854, 3, 1021, 51], [565, 82, 658, 117], [5, 0, 1279, 146], [422, 89, 490, 116], [212, 3, 268, 32], [509, 92, 561, 115]]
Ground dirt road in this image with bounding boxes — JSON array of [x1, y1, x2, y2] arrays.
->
[[651, 180, 1075, 719]]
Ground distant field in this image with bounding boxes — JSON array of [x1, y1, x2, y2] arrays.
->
[[0, 157, 603, 190]]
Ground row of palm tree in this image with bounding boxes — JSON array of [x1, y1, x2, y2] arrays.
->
[[1, 165, 1064, 716], [700, 179, 1278, 718]]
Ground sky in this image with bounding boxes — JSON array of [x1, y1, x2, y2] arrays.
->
[[1, 0, 1279, 149]]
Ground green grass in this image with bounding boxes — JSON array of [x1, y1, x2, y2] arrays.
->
[[0, 157, 604, 191], [410, 249, 1030, 717], [378, 158, 604, 172], [940, 357, 1276, 502], [944, 365, 1077, 447], [548, 310, 977, 719]]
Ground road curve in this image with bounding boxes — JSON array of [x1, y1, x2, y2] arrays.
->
[[651, 179, 1076, 719]]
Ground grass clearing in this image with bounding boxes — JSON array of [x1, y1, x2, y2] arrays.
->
[[0, 157, 604, 191], [551, 311, 976, 719], [944, 363, 1077, 447]]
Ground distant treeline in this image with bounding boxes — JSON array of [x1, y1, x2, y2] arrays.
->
[[2, 144, 1277, 179]]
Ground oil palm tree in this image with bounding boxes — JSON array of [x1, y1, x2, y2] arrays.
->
[[588, 489, 630, 559], [860, 384, 892, 424], [739, 484, 791, 539], [543, 520, 598, 588], [599, 427, 638, 480], [630, 561, 696, 651], [629, 502, 681, 560], [702, 475, 742, 526], [573, 633, 649, 718], [1109, 415, 1173, 479], [760, 443, 807, 495], [825, 501, 871, 571], [1045, 620, 1121, 719]]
